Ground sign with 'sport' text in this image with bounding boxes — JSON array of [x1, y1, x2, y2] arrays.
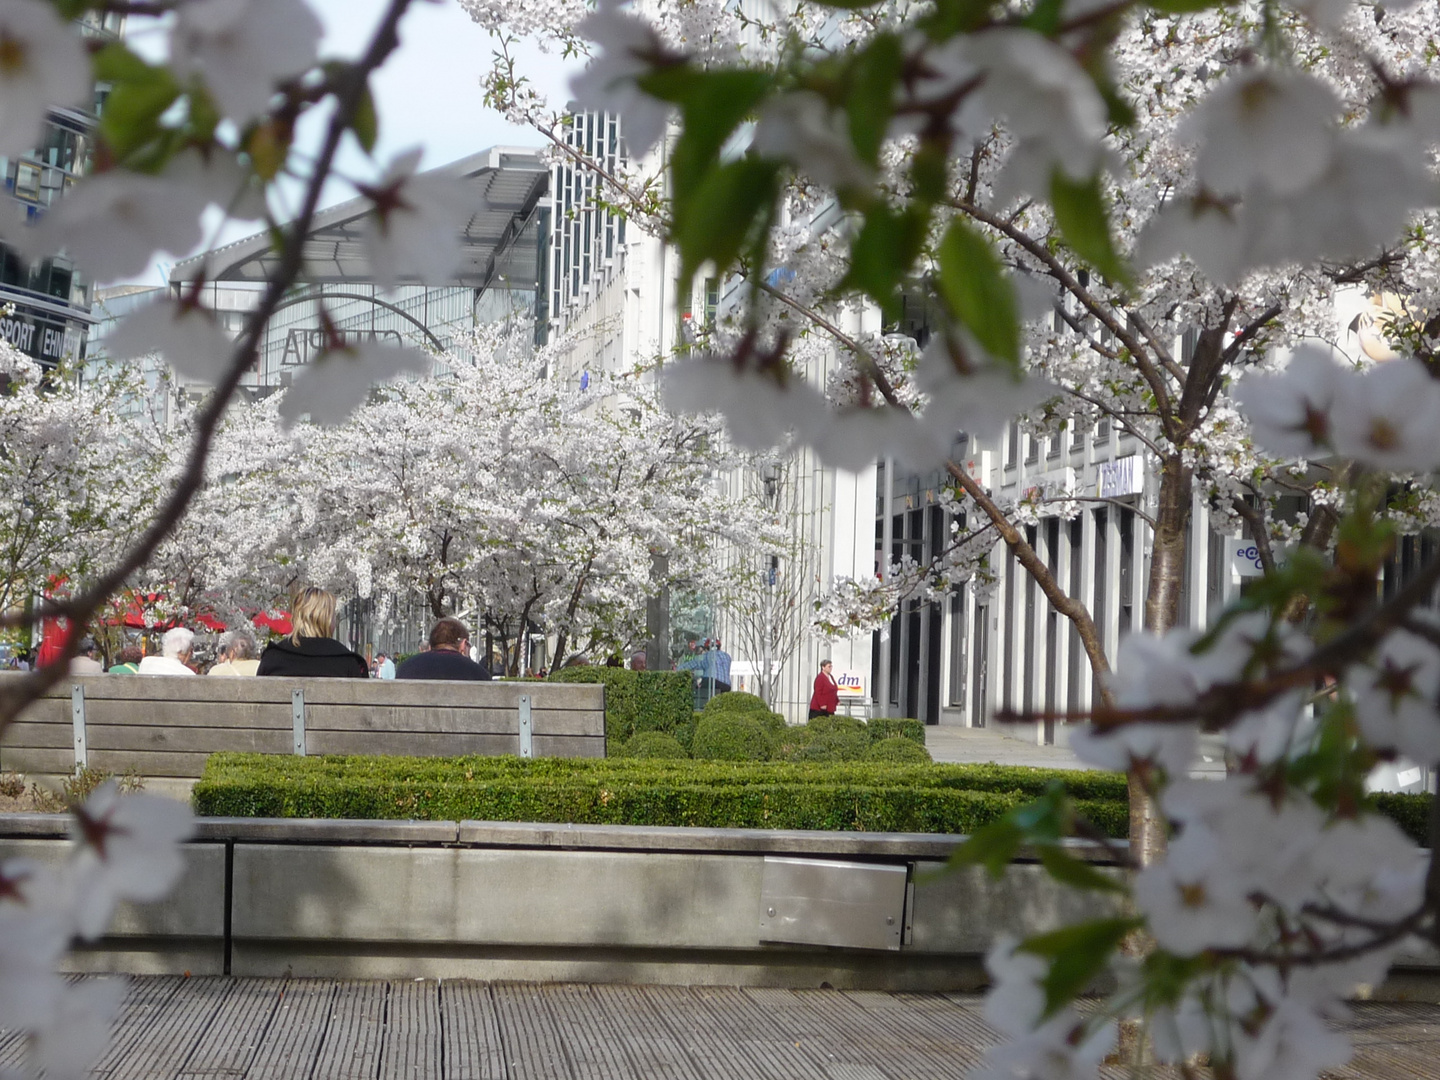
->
[[836, 671, 866, 697]]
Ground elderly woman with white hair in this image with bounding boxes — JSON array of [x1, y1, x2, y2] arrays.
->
[[137, 627, 197, 675]]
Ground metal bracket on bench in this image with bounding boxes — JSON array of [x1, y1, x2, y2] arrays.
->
[[518, 694, 532, 758], [292, 689, 306, 756], [71, 683, 87, 769]]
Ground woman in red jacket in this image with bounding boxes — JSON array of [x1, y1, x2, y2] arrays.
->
[[809, 659, 839, 718]]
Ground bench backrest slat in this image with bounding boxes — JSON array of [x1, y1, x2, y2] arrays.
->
[[0, 674, 605, 778]]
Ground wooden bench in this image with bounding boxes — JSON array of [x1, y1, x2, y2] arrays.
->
[[0, 675, 606, 779]]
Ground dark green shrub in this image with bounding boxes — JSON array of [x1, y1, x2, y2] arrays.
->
[[867, 718, 926, 746], [1370, 791, 1429, 844], [615, 732, 690, 760], [692, 714, 775, 761], [703, 691, 769, 714], [545, 668, 694, 751], [778, 714, 871, 763], [865, 737, 933, 764]]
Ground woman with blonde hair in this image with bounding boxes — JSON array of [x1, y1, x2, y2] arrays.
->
[[256, 586, 368, 678]]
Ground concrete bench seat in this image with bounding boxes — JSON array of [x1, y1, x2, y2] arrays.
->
[[0, 674, 605, 780]]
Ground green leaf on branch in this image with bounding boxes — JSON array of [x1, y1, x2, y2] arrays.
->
[[350, 85, 379, 154], [643, 67, 773, 205], [841, 205, 927, 317], [674, 158, 782, 284], [923, 0, 998, 37], [1021, 917, 1141, 1017], [1049, 170, 1131, 287], [951, 780, 1073, 877], [1037, 846, 1126, 893], [1023, 0, 1065, 34], [92, 44, 182, 164], [846, 35, 903, 166], [937, 219, 1021, 364]]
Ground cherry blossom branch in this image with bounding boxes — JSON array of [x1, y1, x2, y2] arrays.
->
[[1229, 492, 1279, 575], [751, 278, 906, 406], [1059, 386, 1165, 456], [0, 0, 419, 731], [950, 196, 1180, 443], [947, 461, 1115, 702]]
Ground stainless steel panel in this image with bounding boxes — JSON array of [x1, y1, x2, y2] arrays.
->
[[758, 857, 908, 951]]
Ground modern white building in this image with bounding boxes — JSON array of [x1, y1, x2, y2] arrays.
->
[[544, 111, 876, 721]]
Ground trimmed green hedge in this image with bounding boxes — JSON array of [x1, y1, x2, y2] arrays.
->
[[867, 718, 926, 746], [1370, 791, 1429, 844], [192, 753, 1130, 835], [865, 737, 933, 764], [545, 668, 694, 750], [614, 732, 690, 759]]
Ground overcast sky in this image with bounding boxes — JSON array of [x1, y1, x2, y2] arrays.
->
[[132, 0, 578, 286]]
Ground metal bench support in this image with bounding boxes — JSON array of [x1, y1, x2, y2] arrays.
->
[[72, 683, 87, 769], [292, 689, 306, 755]]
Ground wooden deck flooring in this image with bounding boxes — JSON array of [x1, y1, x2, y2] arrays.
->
[[6, 976, 1438, 1079]]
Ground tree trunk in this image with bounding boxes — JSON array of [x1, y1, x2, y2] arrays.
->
[[946, 462, 1113, 698], [645, 550, 670, 672]]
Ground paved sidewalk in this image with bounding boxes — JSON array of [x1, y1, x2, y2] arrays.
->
[[924, 725, 1228, 777], [16, 975, 1440, 1079], [924, 725, 1089, 769]]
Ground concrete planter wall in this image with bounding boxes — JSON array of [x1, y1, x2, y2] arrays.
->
[[0, 814, 1125, 991], [4, 813, 1430, 994]]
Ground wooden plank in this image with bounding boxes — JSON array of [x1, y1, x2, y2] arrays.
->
[[0, 721, 72, 748], [309, 980, 389, 1080], [690, 987, 829, 1080], [86, 749, 213, 779], [34, 676, 295, 705], [377, 979, 440, 1080], [175, 978, 285, 1079], [241, 979, 339, 1080], [438, 981, 509, 1080], [538, 984, 637, 1080], [304, 705, 602, 737], [586, 984, 704, 1080], [531, 735, 606, 758], [78, 701, 294, 731], [491, 981, 576, 1080], [0, 747, 74, 774], [102, 975, 234, 1080], [640, 985, 806, 1080], [300, 681, 602, 710], [307, 731, 522, 758], [87, 724, 292, 755]]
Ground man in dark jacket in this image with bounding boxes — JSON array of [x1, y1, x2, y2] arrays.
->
[[397, 618, 491, 680]]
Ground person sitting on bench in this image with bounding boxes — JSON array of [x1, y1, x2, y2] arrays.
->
[[257, 587, 368, 678], [396, 618, 491, 681]]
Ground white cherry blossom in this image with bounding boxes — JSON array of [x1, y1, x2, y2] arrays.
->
[[1132, 822, 1259, 955], [70, 781, 195, 940], [1328, 358, 1440, 473], [1347, 628, 1440, 763], [170, 0, 323, 124], [1183, 69, 1340, 197], [27, 169, 209, 282], [1232, 347, 1349, 461], [105, 297, 238, 385], [359, 149, 478, 292], [571, 0, 674, 157], [278, 340, 433, 428], [0, 0, 90, 157], [753, 92, 875, 191]]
